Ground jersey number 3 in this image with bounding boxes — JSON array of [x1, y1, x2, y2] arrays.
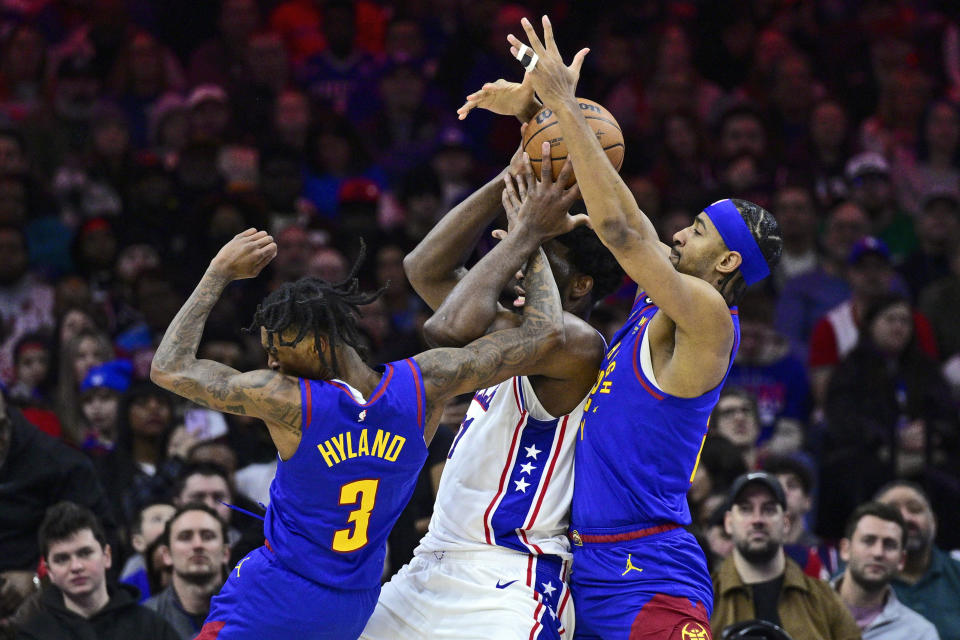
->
[[332, 478, 380, 552]]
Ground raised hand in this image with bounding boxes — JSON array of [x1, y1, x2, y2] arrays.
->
[[457, 75, 540, 122], [501, 141, 588, 242], [209, 229, 278, 280], [506, 16, 588, 108]]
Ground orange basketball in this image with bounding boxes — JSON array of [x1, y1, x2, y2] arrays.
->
[[522, 98, 625, 187]]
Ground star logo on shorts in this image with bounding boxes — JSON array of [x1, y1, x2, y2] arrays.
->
[[680, 622, 710, 639]]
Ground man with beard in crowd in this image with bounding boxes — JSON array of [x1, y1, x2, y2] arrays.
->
[[832, 501, 939, 639], [145, 504, 230, 639], [876, 481, 960, 640], [711, 472, 859, 639]]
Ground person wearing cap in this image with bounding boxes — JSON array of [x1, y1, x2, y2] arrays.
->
[[831, 501, 940, 640], [711, 472, 860, 639], [468, 19, 783, 638], [807, 235, 938, 409], [898, 189, 960, 298], [78, 359, 133, 456], [186, 84, 230, 143], [845, 151, 917, 261]]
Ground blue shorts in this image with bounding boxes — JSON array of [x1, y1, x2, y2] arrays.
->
[[197, 545, 380, 639], [570, 527, 712, 640]]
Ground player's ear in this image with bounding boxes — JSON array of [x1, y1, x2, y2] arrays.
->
[[569, 274, 593, 301], [716, 250, 742, 275]]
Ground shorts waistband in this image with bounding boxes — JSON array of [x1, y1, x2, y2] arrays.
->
[[418, 548, 567, 579], [568, 523, 681, 546]]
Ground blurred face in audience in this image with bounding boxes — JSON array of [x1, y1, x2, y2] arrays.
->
[[189, 442, 238, 476], [773, 187, 817, 247], [841, 515, 904, 592], [273, 91, 310, 147], [16, 343, 50, 387], [774, 472, 810, 519], [133, 503, 175, 553], [3, 26, 45, 82], [0, 177, 27, 226], [810, 101, 848, 152], [847, 254, 894, 299], [247, 33, 287, 88], [925, 102, 960, 160], [81, 388, 120, 435], [60, 309, 96, 346], [869, 301, 912, 356], [712, 394, 759, 448], [0, 228, 27, 285], [129, 393, 172, 439], [46, 529, 111, 602], [725, 484, 787, 565], [877, 485, 936, 554], [823, 202, 869, 263], [720, 114, 765, 159], [179, 474, 232, 525], [72, 335, 107, 384], [163, 509, 229, 585], [307, 247, 348, 282]]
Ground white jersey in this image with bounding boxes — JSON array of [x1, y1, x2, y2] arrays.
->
[[417, 375, 584, 560]]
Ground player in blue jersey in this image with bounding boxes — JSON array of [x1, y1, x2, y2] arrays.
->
[[487, 16, 783, 639], [150, 227, 568, 639]]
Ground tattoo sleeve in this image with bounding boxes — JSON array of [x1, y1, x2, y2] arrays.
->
[[415, 247, 563, 417], [150, 270, 302, 434]]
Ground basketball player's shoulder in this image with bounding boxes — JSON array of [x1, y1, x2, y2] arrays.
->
[[560, 312, 607, 364]]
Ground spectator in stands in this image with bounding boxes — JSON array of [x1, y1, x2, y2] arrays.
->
[[819, 294, 958, 538], [145, 504, 229, 639], [919, 243, 960, 398], [95, 382, 179, 527], [7, 332, 56, 414], [876, 481, 960, 640], [14, 501, 178, 639], [0, 392, 115, 619], [55, 328, 114, 444], [728, 290, 809, 454], [893, 100, 960, 216], [808, 236, 936, 409], [171, 462, 261, 564], [711, 472, 860, 639], [832, 501, 940, 639], [0, 24, 48, 123], [898, 189, 960, 300], [710, 387, 762, 469], [769, 185, 820, 291], [120, 500, 176, 603], [78, 359, 133, 455], [763, 454, 836, 579], [188, 0, 260, 88], [775, 200, 870, 357], [787, 98, 854, 210], [845, 152, 917, 260], [0, 225, 54, 387]]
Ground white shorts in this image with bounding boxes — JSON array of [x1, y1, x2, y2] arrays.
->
[[360, 548, 574, 639]]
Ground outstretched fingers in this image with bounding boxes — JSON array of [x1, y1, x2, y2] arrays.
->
[[539, 141, 553, 185]]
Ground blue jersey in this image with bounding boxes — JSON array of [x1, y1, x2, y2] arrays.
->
[[571, 293, 740, 531], [263, 358, 429, 589]]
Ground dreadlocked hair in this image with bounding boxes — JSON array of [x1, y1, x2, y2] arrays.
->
[[244, 241, 386, 376], [717, 199, 782, 306]]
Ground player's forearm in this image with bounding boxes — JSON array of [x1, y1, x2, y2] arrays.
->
[[423, 225, 541, 346], [551, 99, 660, 249], [517, 247, 563, 340], [151, 269, 230, 384], [404, 172, 507, 309]]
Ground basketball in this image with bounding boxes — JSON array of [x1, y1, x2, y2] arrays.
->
[[522, 98, 625, 186]]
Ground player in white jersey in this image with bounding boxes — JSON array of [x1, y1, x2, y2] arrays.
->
[[360, 136, 622, 639]]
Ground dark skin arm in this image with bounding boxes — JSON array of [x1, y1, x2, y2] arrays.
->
[[151, 230, 305, 460], [414, 246, 564, 430], [425, 148, 601, 415]]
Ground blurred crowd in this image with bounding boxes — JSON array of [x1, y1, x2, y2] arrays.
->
[[1, 0, 960, 638]]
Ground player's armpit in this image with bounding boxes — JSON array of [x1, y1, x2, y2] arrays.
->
[[156, 361, 303, 458]]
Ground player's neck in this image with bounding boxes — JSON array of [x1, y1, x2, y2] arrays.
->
[[733, 546, 785, 584], [335, 347, 381, 398]]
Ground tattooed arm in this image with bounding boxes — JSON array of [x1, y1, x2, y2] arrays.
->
[[414, 246, 563, 440], [150, 230, 304, 460]]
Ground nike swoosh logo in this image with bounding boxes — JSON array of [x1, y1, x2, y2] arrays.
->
[[495, 580, 518, 589]]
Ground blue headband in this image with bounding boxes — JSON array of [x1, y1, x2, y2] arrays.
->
[[703, 199, 770, 285]]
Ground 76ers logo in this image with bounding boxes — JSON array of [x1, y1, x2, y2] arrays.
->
[[680, 622, 710, 640]]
